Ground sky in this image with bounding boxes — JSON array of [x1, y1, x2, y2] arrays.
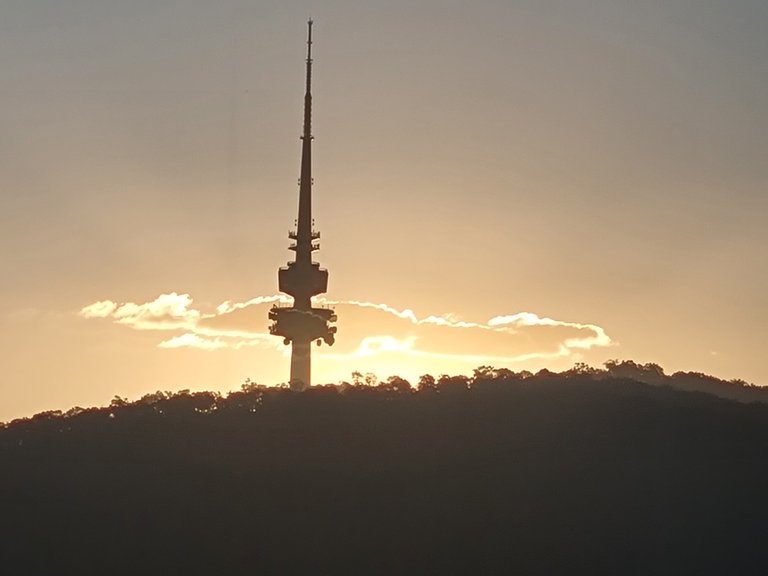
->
[[1, 0, 766, 421]]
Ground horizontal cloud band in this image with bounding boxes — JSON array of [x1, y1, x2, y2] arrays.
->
[[80, 293, 613, 365]]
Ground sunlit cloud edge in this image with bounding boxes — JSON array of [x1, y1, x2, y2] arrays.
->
[[79, 292, 615, 364]]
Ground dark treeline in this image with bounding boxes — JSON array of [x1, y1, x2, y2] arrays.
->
[[2, 363, 768, 575]]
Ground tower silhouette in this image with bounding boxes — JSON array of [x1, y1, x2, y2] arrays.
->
[[269, 20, 337, 390]]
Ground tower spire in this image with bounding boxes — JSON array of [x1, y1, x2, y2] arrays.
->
[[269, 21, 337, 390], [303, 18, 312, 139], [296, 19, 314, 269]]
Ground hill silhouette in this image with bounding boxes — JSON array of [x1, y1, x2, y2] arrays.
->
[[2, 363, 767, 575]]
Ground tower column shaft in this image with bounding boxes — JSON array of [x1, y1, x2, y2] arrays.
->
[[289, 340, 311, 390]]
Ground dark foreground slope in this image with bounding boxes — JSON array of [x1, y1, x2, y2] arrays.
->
[[2, 375, 768, 575]]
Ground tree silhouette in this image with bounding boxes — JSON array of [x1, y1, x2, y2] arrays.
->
[[1, 361, 767, 575]]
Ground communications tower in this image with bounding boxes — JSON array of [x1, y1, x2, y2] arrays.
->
[[269, 20, 337, 390]]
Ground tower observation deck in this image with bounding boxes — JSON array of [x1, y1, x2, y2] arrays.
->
[[269, 20, 337, 390]]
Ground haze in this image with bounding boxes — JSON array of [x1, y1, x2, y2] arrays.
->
[[1, 0, 766, 422]]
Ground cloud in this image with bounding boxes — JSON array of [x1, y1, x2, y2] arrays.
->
[[79, 293, 614, 370], [489, 312, 613, 350], [313, 301, 611, 365], [159, 333, 228, 351], [80, 300, 118, 318], [356, 336, 418, 356], [80, 293, 199, 331]]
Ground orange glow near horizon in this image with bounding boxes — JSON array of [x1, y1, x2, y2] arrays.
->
[[1, 3, 767, 422]]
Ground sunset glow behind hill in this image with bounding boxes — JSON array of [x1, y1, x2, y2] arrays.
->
[[1, 1, 766, 421]]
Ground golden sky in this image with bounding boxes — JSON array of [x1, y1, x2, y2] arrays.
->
[[1, 1, 767, 421]]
